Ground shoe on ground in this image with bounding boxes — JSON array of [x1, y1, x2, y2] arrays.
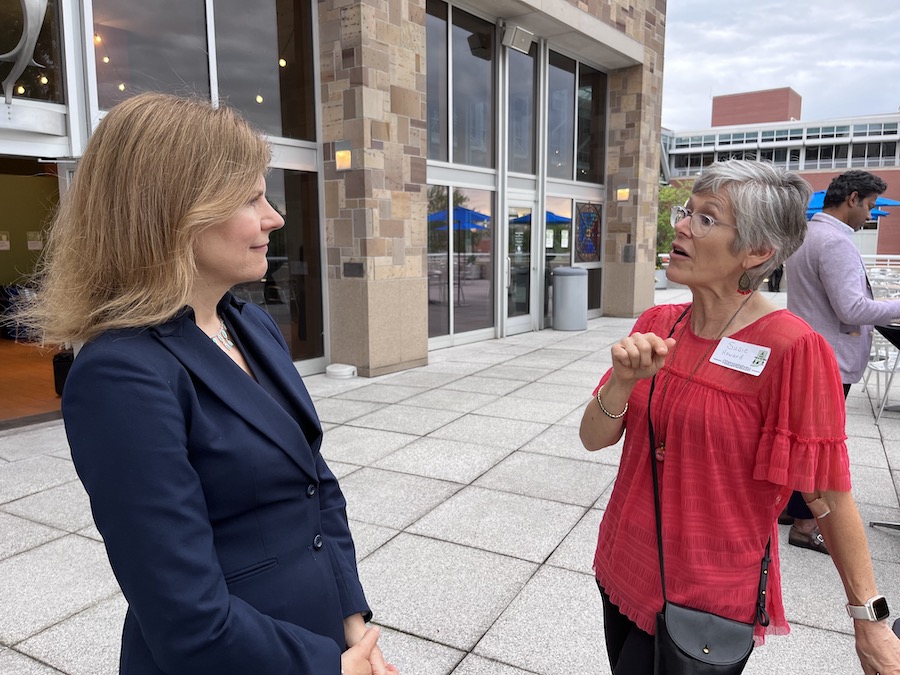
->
[[788, 525, 829, 555]]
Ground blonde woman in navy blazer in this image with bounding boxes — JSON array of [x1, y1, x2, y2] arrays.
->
[[21, 93, 396, 675]]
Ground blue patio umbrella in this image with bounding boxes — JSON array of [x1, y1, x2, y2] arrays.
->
[[509, 211, 571, 225], [428, 206, 490, 229], [807, 190, 900, 218]]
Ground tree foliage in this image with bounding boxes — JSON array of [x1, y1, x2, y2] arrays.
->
[[656, 182, 693, 265]]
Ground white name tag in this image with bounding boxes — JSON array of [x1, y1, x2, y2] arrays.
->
[[709, 338, 771, 376]]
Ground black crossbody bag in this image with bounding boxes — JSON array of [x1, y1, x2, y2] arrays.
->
[[646, 310, 771, 675]]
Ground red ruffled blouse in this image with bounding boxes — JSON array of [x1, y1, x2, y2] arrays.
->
[[592, 303, 851, 642]]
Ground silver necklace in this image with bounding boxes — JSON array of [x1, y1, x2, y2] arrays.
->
[[210, 317, 234, 351]]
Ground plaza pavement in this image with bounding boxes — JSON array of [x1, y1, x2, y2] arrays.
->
[[1, 286, 899, 674]]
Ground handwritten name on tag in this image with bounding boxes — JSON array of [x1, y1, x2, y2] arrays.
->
[[709, 338, 771, 376]]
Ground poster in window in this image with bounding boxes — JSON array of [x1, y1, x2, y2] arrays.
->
[[575, 203, 601, 262]]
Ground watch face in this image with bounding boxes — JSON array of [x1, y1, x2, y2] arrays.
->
[[872, 596, 890, 620]]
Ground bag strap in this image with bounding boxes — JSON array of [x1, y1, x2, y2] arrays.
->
[[647, 305, 771, 627]]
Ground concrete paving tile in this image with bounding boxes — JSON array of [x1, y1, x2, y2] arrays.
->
[[379, 370, 468, 389], [849, 464, 898, 508], [321, 425, 418, 465], [474, 397, 579, 425], [347, 520, 400, 560], [506, 381, 592, 407], [375, 626, 464, 675], [474, 452, 618, 507], [428, 415, 548, 450], [17, 594, 126, 675], [535, 367, 604, 389], [0, 457, 77, 505], [300, 374, 371, 398], [76, 524, 102, 542], [473, 566, 607, 674], [519, 424, 622, 466], [476, 364, 556, 382], [334, 383, 430, 404], [346, 404, 464, 436], [779, 533, 900, 635], [408, 486, 585, 563], [451, 654, 534, 675], [0, 648, 61, 674], [546, 508, 602, 575], [373, 437, 513, 483], [0, 535, 120, 643], [553, 404, 588, 428], [441, 376, 527, 396], [502, 349, 590, 369], [845, 435, 890, 469], [326, 459, 363, 479], [845, 412, 882, 439], [1, 480, 93, 533], [398, 389, 499, 414], [339, 468, 461, 529], [743, 622, 859, 675], [0, 512, 66, 562], [856, 502, 900, 564], [410, 360, 487, 376], [0, 421, 69, 462], [311, 398, 386, 424], [358, 534, 538, 651]]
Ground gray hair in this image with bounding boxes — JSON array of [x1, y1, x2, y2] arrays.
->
[[692, 159, 812, 288]]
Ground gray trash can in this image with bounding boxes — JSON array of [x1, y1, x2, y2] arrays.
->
[[551, 266, 588, 330]]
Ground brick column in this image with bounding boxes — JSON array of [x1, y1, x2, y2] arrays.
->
[[319, 0, 429, 376]]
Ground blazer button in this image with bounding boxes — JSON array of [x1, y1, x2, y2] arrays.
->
[[313, 534, 324, 550], [306, 484, 317, 497]]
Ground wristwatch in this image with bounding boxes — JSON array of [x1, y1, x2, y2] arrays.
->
[[846, 595, 890, 621]]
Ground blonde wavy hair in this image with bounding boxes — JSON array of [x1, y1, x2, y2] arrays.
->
[[20, 93, 270, 346]]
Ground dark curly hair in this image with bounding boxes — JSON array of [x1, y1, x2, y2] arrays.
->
[[823, 170, 887, 208]]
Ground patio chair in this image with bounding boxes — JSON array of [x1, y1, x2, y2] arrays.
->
[[863, 333, 900, 424]]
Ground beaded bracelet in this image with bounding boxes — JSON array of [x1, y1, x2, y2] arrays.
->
[[596, 389, 628, 419]]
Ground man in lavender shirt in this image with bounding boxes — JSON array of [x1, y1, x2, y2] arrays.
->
[[786, 170, 897, 553]]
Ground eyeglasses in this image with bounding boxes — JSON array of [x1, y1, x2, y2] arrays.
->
[[670, 204, 737, 239]]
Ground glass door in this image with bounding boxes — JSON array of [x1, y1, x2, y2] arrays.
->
[[505, 200, 536, 335]]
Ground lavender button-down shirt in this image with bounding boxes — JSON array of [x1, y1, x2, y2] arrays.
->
[[787, 212, 900, 383]]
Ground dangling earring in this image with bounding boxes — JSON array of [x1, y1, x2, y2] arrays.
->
[[737, 271, 752, 295]]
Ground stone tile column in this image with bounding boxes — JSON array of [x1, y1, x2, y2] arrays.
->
[[319, 0, 428, 376], [599, 1, 666, 318]]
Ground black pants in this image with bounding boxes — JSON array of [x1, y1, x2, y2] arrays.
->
[[597, 580, 654, 674], [786, 382, 851, 519]]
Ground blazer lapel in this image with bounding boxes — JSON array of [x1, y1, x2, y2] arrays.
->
[[152, 309, 318, 481]]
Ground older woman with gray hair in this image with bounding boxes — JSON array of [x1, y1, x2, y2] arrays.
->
[[580, 160, 900, 674]]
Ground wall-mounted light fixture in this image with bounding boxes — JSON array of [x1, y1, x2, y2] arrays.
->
[[616, 185, 630, 201], [335, 140, 352, 171], [501, 25, 534, 55]]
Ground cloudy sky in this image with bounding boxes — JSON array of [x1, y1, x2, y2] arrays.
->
[[661, 0, 900, 131]]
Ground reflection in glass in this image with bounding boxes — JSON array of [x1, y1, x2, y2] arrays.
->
[[547, 51, 575, 179], [544, 197, 572, 325], [452, 10, 494, 168], [508, 43, 536, 174], [215, 0, 316, 140], [0, 0, 64, 103], [232, 169, 324, 360], [427, 185, 494, 336], [92, 0, 209, 110], [577, 64, 607, 183], [507, 207, 531, 318], [426, 0, 448, 161]]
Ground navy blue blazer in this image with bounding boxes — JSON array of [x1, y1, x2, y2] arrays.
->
[[63, 294, 369, 674]]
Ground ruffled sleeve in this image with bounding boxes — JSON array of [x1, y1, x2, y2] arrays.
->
[[754, 330, 851, 493]]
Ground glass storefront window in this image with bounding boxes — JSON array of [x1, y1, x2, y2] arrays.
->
[[576, 64, 606, 184], [452, 10, 494, 168], [0, 0, 64, 103], [232, 169, 324, 360], [547, 51, 575, 180], [508, 42, 536, 175], [92, 0, 209, 109], [426, 0, 448, 161], [427, 185, 494, 337], [214, 0, 316, 140], [544, 197, 572, 324]]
